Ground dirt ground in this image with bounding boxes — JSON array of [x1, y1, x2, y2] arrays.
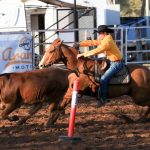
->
[[1, 95, 150, 150]]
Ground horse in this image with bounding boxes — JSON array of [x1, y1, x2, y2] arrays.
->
[[39, 38, 150, 121]]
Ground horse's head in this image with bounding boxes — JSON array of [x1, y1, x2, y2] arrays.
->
[[39, 38, 79, 69], [39, 38, 63, 69]]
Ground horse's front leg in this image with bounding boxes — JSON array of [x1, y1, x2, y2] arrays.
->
[[17, 102, 42, 125], [60, 87, 72, 110]]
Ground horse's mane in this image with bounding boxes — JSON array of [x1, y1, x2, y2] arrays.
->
[[61, 43, 79, 57]]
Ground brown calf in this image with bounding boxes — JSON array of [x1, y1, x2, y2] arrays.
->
[[0, 67, 74, 127]]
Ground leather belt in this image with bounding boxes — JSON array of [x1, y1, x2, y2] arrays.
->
[[113, 59, 122, 62]]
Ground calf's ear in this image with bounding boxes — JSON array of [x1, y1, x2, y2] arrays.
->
[[100, 60, 107, 71]]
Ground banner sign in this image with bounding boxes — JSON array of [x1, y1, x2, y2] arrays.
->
[[0, 32, 33, 74]]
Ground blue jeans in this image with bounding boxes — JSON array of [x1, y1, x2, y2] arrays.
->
[[99, 60, 124, 102]]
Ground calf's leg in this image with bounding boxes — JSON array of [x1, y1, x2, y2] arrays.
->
[[44, 102, 60, 127], [1, 102, 21, 121], [137, 106, 150, 122], [0, 101, 6, 110], [17, 102, 42, 125]]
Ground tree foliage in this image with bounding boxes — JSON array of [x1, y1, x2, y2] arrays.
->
[[115, 0, 146, 17]]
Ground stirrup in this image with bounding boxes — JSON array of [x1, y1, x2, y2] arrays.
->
[[100, 98, 106, 104], [96, 99, 106, 108], [96, 101, 102, 108]]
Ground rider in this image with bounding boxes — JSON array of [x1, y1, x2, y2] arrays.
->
[[74, 25, 124, 107]]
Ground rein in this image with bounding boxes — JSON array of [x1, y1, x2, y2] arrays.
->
[[76, 59, 100, 86], [83, 59, 95, 76], [81, 58, 102, 77]]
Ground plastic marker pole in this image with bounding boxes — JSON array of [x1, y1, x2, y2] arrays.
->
[[68, 78, 79, 137], [59, 78, 81, 142]]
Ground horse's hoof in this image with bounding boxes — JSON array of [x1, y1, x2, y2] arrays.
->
[[96, 101, 106, 108]]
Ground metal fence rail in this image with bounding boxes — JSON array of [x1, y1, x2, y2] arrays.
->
[[125, 26, 150, 64], [32, 26, 150, 68]]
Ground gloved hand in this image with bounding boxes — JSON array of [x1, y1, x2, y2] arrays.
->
[[73, 42, 79, 48]]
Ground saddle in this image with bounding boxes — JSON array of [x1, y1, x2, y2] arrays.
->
[[94, 58, 130, 85]]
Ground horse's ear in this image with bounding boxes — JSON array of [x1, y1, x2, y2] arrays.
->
[[52, 38, 62, 45], [43, 46, 48, 52], [56, 39, 63, 47]]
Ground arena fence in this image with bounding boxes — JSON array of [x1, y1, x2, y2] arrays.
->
[[32, 26, 150, 69], [124, 26, 150, 65], [1, 27, 149, 73]]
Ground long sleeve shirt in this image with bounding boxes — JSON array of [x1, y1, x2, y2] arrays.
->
[[79, 34, 122, 62]]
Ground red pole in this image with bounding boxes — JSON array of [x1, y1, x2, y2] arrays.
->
[[59, 78, 81, 142], [68, 78, 79, 137]]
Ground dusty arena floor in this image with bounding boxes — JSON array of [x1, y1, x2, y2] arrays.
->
[[0, 95, 150, 150]]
